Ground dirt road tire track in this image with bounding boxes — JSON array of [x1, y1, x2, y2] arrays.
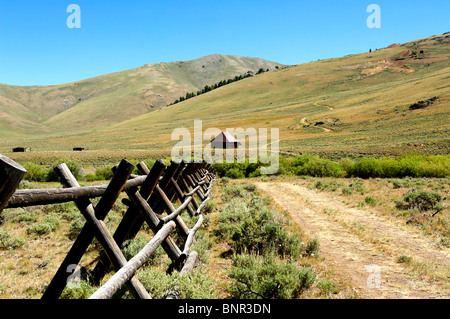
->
[[255, 182, 449, 299]]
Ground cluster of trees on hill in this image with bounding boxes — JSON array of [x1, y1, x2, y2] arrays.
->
[[168, 68, 271, 106]]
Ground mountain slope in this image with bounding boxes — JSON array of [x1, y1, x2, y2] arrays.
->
[[1, 33, 448, 157], [0, 54, 282, 135], [94, 32, 448, 156]]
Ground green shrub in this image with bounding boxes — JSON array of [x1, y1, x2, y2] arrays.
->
[[135, 268, 219, 299], [317, 280, 339, 295], [222, 184, 245, 201], [397, 255, 412, 264], [212, 154, 449, 179], [0, 229, 26, 250], [391, 179, 410, 189], [298, 156, 345, 178], [191, 230, 215, 263], [314, 180, 342, 192], [346, 154, 450, 178], [84, 173, 102, 182], [213, 162, 246, 178], [338, 158, 355, 175], [413, 157, 450, 177], [11, 211, 37, 224], [54, 203, 81, 221], [2, 208, 37, 224], [350, 179, 366, 194], [248, 167, 262, 178], [216, 200, 249, 237], [23, 163, 48, 182], [305, 239, 320, 257], [364, 196, 377, 207], [26, 223, 53, 235], [42, 214, 61, 230], [121, 236, 164, 266], [225, 167, 245, 179], [68, 216, 85, 239], [217, 195, 300, 258], [396, 188, 444, 212], [202, 200, 216, 214], [347, 158, 383, 178], [18, 180, 36, 189], [94, 166, 115, 180], [231, 209, 300, 258], [46, 158, 83, 182], [227, 253, 315, 299], [243, 183, 257, 192], [60, 280, 96, 299], [26, 214, 61, 235], [342, 187, 353, 195], [122, 236, 148, 261]]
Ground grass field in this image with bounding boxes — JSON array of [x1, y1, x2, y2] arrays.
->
[[1, 174, 447, 299]]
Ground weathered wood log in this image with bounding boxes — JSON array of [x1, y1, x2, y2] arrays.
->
[[185, 185, 202, 197], [186, 174, 207, 201], [181, 214, 204, 258], [127, 161, 180, 239], [94, 161, 139, 220], [56, 162, 150, 299], [42, 160, 151, 299], [42, 160, 137, 298], [89, 221, 176, 299], [170, 177, 196, 216], [127, 190, 182, 261], [155, 185, 189, 238], [196, 197, 211, 215], [138, 162, 191, 233], [180, 251, 199, 276], [161, 195, 193, 223], [178, 176, 200, 211], [90, 160, 166, 285], [0, 155, 26, 213], [7, 175, 147, 208], [128, 191, 163, 229]]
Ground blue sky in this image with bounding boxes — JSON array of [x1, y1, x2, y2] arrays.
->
[[0, 0, 448, 86]]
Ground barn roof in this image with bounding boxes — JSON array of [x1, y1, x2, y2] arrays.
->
[[211, 131, 241, 144]]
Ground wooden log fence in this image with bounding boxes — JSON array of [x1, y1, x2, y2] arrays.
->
[[0, 154, 215, 299]]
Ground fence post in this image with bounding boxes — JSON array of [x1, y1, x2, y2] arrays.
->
[[42, 159, 147, 299], [0, 155, 26, 214], [89, 221, 176, 299], [90, 160, 167, 285], [57, 161, 150, 299]]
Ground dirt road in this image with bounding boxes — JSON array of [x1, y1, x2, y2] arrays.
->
[[255, 182, 449, 299]]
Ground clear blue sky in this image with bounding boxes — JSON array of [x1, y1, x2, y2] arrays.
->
[[0, 0, 448, 86]]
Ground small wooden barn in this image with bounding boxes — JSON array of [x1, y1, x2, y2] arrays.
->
[[210, 132, 241, 149]]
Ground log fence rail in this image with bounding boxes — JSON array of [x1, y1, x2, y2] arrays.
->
[[0, 155, 215, 299]]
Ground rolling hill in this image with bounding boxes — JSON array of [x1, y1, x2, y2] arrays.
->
[[1, 33, 449, 160], [0, 54, 282, 135]]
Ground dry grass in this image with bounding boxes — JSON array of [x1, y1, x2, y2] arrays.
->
[[203, 179, 360, 299]]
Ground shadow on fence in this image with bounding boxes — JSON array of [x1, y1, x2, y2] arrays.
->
[[0, 154, 215, 299]]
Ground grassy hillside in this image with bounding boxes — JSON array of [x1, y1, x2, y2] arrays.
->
[[1, 33, 449, 159], [0, 54, 281, 135]]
